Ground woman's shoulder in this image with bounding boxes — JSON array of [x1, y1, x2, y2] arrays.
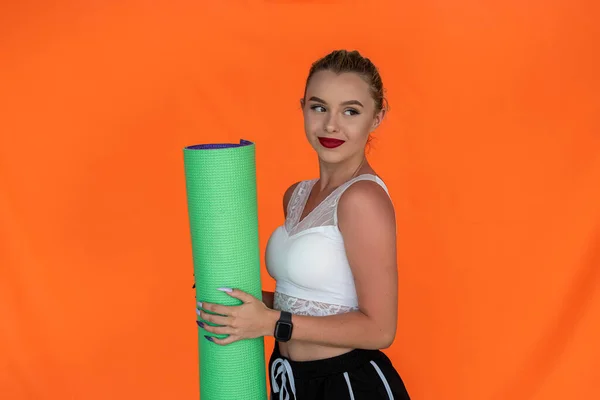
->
[[336, 174, 395, 225], [340, 173, 390, 199]]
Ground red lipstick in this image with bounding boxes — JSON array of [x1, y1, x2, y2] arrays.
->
[[318, 137, 345, 149]]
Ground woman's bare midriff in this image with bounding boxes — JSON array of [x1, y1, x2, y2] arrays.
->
[[278, 339, 355, 362]]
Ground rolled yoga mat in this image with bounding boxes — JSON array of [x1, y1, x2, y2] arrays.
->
[[183, 139, 267, 400]]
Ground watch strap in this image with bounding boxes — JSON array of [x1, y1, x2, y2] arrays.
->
[[279, 311, 292, 323]]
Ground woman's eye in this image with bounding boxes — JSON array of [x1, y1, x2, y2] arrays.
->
[[310, 105, 359, 115]]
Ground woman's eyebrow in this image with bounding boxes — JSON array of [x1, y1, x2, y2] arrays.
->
[[308, 96, 364, 107]]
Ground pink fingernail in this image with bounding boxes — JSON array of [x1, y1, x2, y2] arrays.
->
[[196, 308, 201, 315], [197, 302, 203, 308], [217, 287, 233, 293]]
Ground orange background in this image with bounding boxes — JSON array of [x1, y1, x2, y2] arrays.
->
[[1, 1, 599, 399]]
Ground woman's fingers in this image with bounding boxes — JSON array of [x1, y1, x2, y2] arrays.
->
[[195, 294, 246, 347], [207, 335, 239, 346], [200, 323, 236, 336], [199, 310, 230, 326], [198, 301, 237, 317]]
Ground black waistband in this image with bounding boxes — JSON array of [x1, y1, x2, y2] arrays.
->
[[270, 342, 389, 380]]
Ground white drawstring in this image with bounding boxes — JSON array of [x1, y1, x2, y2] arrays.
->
[[270, 357, 296, 400], [370, 360, 394, 399]]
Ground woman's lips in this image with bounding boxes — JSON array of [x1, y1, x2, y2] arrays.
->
[[318, 137, 345, 148]]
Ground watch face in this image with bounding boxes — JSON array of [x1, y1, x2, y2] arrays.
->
[[276, 322, 292, 339]]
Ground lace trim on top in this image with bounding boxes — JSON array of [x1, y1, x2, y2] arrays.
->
[[284, 174, 388, 236], [273, 291, 359, 316], [283, 178, 346, 237], [284, 179, 318, 236]]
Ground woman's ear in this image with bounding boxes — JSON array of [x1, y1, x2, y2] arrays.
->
[[371, 108, 386, 132]]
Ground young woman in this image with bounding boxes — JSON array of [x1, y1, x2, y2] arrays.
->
[[196, 49, 411, 399]]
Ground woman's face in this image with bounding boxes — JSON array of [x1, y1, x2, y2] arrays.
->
[[302, 70, 384, 165]]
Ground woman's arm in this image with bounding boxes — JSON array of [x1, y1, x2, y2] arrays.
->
[[267, 309, 393, 350]]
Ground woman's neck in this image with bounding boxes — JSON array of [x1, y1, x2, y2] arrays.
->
[[316, 153, 368, 192]]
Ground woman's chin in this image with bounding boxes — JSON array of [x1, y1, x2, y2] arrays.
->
[[315, 148, 346, 164]]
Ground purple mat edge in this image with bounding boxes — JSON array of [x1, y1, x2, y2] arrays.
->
[[185, 139, 253, 150]]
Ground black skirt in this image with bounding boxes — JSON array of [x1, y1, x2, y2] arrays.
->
[[268, 342, 411, 400]]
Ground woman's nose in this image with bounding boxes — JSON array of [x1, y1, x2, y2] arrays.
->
[[324, 114, 339, 133]]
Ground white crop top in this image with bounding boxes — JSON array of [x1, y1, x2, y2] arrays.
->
[[265, 174, 390, 317]]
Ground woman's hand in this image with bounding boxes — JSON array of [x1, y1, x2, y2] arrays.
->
[[196, 288, 279, 345]]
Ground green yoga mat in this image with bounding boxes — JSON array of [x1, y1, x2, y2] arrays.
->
[[183, 139, 267, 400]]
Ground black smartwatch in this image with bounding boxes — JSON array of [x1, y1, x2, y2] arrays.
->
[[273, 311, 293, 342]]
